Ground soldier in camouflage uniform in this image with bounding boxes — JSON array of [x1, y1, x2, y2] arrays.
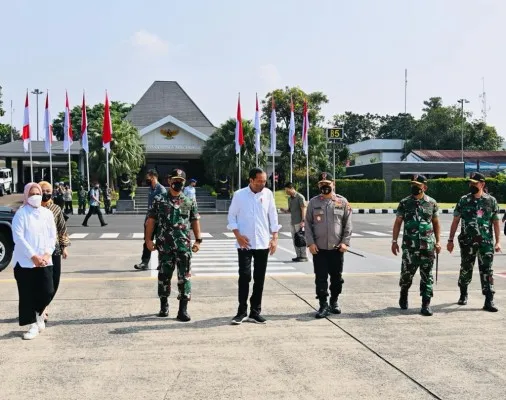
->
[[447, 172, 500, 312], [391, 175, 441, 316], [145, 168, 203, 322]]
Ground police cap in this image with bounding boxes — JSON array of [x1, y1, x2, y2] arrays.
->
[[410, 174, 427, 186], [469, 172, 485, 183], [318, 172, 334, 183], [169, 168, 186, 180]]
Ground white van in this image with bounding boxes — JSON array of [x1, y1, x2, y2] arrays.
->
[[0, 169, 13, 196]]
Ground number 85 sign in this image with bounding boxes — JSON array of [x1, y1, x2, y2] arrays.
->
[[326, 127, 344, 142]]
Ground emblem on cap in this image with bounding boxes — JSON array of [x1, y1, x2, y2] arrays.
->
[[176, 169, 182, 176], [322, 172, 327, 180]]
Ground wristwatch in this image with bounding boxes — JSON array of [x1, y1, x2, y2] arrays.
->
[[392, 239, 398, 243], [195, 238, 203, 244], [447, 239, 453, 242]]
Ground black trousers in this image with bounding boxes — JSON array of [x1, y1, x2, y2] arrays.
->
[[83, 205, 105, 225], [14, 264, 54, 326], [64, 201, 73, 214], [140, 217, 155, 263], [104, 200, 111, 214], [49, 253, 62, 303], [313, 249, 344, 300], [237, 249, 269, 315]]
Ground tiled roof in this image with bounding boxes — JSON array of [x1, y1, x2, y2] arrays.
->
[[413, 150, 506, 163], [0, 140, 81, 157], [125, 81, 215, 136]]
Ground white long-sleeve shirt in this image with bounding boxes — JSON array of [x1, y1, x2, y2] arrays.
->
[[12, 205, 57, 268], [227, 186, 281, 249]]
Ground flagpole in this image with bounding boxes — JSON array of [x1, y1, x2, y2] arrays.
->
[[256, 153, 258, 168], [106, 151, 110, 188], [306, 152, 309, 201], [238, 151, 241, 190], [49, 146, 53, 187], [29, 141, 33, 182], [68, 147, 72, 189], [290, 153, 293, 182], [272, 154, 275, 193], [86, 154, 90, 191]]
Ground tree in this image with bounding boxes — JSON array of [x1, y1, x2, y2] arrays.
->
[[52, 101, 133, 141], [0, 86, 4, 117], [260, 87, 330, 187], [201, 118, 268, 187], [330, 112, 382, 144], [0, 123, 20, 144], [87, 116, 145, 187], [377, 113, 418, 141]]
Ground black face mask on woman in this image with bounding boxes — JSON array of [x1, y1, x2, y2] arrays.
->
[[171, 181, 184, 192], [42, 193, 52, 202]]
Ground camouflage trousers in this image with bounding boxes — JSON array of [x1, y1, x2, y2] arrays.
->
[[399, 249, 434, 298], [158, 251, 192, 300], [458, 244, 494, 294]]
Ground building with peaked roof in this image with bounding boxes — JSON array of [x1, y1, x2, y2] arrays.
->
[[126, 81, 216, 183]]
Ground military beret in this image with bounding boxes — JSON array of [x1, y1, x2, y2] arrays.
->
[[318, 172, 334, 182], [469, 172, 485, 183], [410, 174, 427, 185], [169, 168, 186, 180]]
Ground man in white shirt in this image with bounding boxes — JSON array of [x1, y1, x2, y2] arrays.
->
[[227, 168, 280, 325]]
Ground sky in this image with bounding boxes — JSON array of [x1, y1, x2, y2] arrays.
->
[[1, 0, 506, 141]]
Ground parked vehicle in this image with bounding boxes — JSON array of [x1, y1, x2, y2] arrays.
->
[[0, 206, 15, 271], [0, 168, 13, 196]]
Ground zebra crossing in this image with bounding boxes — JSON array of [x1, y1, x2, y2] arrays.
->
[[68, 230, 453, 240]]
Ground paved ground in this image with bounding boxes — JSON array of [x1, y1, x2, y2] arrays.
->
[[1, 234, 506, 399]]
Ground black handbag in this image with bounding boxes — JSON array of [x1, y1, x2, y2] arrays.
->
[[294, 227, 306, 247]]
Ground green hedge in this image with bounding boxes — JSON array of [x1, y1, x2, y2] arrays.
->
[[391, 178, 506, 203], [334, 179, 386, 202]]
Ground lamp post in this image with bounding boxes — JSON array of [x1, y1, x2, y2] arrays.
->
[[457, 98, 469, 163], [31, 89, 44, 141]]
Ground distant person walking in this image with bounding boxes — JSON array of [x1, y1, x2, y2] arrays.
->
[[82, 183, 107, 227]]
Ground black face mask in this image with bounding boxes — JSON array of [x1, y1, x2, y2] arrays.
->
[[320, 185, 332, 195], [42, 193, 52, 202], [171, 181, 184, 192], [146, 179, 152, 186], [470, 185, 479, 195], [411, 186, 422, 196]]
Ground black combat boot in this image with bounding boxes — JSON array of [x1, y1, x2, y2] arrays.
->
[[458, 286, 468, 305], [158, 297, 169, 317], [399, 288, 409, 310], [420, 297, 433, 316], [315, 298, 330, 319], [177, 298, 191, 322], [329, 296, 341, 314], [483, 292, 499, 312]]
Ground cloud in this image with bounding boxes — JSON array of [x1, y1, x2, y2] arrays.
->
[[258, 64, 281, 87], [130, 30, 169, 56]]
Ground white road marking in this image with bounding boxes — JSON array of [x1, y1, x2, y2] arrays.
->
[[100, 233, 120, 239], [193, 272, 306, 277], [132, 233, 144, 239], [69, 233, 89, 239], [281, 232, 292, 237], [362, 231, 390, 237], [223, 232, 236, 238], [351, 233, 364, 237], [192, 266, 295, 271]]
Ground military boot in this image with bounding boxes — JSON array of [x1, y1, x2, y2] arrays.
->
[[399, 288, 409, 310], [177, 298, 191, 322], [315, 298, 330, 319], [329, 296, 341, 314], [458, 286, 468, 305], [158, 297, 169, 317], [420, 297, 433, 316], [483, 292, 499, 312]]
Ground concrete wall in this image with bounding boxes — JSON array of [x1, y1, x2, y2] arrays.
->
[[344, 162, 464, 200]]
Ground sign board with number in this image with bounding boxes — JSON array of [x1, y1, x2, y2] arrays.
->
[[327, 127, 344, 142]]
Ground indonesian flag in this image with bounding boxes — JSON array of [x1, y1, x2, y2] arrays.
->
[[81, 92, 89, 153], [43, 93, 53, 154], [288, 96, 296, 154], [102, 92, 112, 152], [63, 91, 73, 152], [302, 98, 309, 155], [254, 93, 261, 154], [235, 94, 244, 154], [270, 97, 276, 155], [22, 91, 30, 152]]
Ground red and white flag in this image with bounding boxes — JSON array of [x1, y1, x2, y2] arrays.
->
[[81, 92, 89, 153], [63, 91, 73, 152], [302, 99, 309, 155], [102, 92, 112, 152], [22, 91, 30, 153], [235, 94, 244, 154], [270, 97, 277, 155], [288, 96, 296, 154], [254, 93, 261, 154], [43, 92, 53, 154]]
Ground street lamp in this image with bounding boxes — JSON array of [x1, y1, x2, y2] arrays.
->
[[31, 89, 44, 141], [457, 98, 469, 163]]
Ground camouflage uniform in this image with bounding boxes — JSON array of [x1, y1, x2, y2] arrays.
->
[[148, 192, 200, 301], [397, 194, 439, 298], [454, 193, 499, 295], [78, 188, 87, 215]]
